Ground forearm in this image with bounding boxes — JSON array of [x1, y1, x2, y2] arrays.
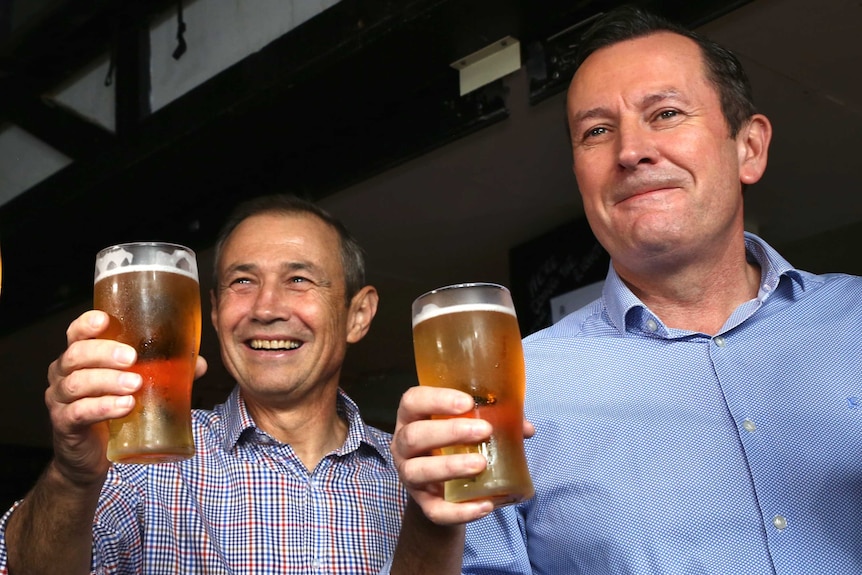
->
[[391, 499, 465, 575], [5, 460, 103, 575]]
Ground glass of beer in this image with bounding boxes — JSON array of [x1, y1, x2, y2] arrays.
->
[[411, 282, 534, 507], [94, 242, 202, 464]]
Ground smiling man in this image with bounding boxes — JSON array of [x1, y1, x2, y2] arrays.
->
[[388, 5, 862, 574], [1, 195, 407, 574]]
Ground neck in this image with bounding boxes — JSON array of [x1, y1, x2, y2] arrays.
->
[[243, 387, 349, 472], [615, 238, 761, 335]]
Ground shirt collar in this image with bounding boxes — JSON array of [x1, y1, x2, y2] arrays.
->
[[603, 232, 807, 336], [218, 386, 390, 461]]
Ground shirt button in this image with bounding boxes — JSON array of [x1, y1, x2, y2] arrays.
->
[[646, 319, 658, 332], [773, 515, 788, 530], [742, 419, 756, 433], [714, 336, 726, 347]]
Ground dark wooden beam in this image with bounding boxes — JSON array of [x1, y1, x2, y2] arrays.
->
[[0, 89, 115, 159]]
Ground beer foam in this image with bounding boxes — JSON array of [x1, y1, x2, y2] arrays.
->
[[412, 302, 516, 327], [95, 264, 198, 282], [95, 246, 198, 283]]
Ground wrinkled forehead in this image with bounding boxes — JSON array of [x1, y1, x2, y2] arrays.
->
[[219, 212, 344, 274]]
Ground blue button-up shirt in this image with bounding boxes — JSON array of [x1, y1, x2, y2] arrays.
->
[[463, 233, 862, 574], [0, 388, 406, 574]]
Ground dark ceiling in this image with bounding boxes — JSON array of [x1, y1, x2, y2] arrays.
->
[[0, 0, 751, 336]]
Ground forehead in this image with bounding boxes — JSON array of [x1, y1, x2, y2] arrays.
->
[[220, 212, 342, 271], [568, 31, 710, 107]]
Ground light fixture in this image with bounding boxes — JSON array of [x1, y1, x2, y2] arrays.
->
[[451, 36, 521, 96]]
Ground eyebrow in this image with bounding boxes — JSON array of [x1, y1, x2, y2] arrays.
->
[[222, 260, 322, 278], [570, 89, 685, 126]]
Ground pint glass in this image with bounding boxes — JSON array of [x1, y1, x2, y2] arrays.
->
[[94, 242, 201, 464], [411, 282, 534, 507]]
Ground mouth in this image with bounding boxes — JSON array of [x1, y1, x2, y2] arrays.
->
[[616, 176, 685, 204], [248, 339, 302, 351]]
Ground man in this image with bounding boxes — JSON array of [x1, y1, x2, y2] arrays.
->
[[0, 195, 406, 574], [390, 5, 862, 574]]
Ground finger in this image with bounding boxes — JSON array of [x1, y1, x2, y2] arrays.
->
[[194, 355, 208, 380], [398, 452, 488, 487], [411, 492, 495, 526], [50, 339, 136, 386], [397, 386, 475, 424], [47, 365, 141, 406], [51, 394, 136, 433], [524, 419, 536, 439], [393, 417, 492, 459], [66, 310, 112, 344]]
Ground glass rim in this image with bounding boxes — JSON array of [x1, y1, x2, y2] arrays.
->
[[94, 241, 199, 284], [96, 241, 196, 258], [414, 281, 507, 302]]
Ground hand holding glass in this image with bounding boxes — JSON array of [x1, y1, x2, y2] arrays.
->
[[411, 282, 534, 507], [94, 242, 201, 464]]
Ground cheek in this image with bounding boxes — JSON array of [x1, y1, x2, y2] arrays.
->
[[576, 175, 600, 204], [214, 297, 247, 332]]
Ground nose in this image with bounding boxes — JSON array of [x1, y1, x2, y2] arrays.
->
[[616, 120, 658, 170], [250, 279, 289, 323]]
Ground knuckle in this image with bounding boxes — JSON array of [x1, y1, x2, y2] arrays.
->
[[62, 340, 86, 368], [63, 400, 89, 426], [398, 423, 426, 453], [62, 369, 85, 397]]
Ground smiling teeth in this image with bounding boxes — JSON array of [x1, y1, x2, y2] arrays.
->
[[250, 339, 301, 350]]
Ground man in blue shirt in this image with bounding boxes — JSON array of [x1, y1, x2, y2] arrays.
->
[[389, 5, 862, 574], [0, 195, 406, 574]]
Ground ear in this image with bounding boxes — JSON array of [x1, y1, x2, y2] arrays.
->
[[346, 285, 379, 344], [210, 289, 219, 335], [737, 114, 772, 186]]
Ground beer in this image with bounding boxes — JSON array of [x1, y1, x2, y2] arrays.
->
[[94, 244, 201, 464], [412, 285, 534, 507]]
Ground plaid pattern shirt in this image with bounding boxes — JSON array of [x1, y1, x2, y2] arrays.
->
[[0, 387, 406, 574]]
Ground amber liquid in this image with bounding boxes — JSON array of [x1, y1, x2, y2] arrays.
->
[[95, 268, 201, 464], [413, 305, 534, 506]]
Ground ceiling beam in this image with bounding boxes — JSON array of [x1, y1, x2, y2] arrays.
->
[[0, 88, 115, 158]]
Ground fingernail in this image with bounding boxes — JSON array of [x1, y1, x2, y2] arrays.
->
[[475, 501, 494, 518], [118, 372, 141, 391], [468, 420, 492, 437], [89, 312, 106, 328], [467, 452, 488, 471], [116, 395, 134, 408], [452, 393, 472, 412], [113, 346, 136, 365]]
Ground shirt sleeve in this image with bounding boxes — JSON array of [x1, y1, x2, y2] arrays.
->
[[0, 501, 22, 575], [89, 465, 147, 574], [376, 554, 393, 575], [0, 465, 147, 575], [462, 505, 532, 575], [0, 501, 126, 575], [375, 505, 531, 575]]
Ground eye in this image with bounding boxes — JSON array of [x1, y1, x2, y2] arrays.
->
[[230, 277, 252, 286], [222, 275, 256, 294], [286, 275, 315, 290], [655, 109, 680, 121], [579, 124, 611, 145]]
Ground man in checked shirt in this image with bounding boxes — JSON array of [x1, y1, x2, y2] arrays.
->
[[1, 194, 407, 574]]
